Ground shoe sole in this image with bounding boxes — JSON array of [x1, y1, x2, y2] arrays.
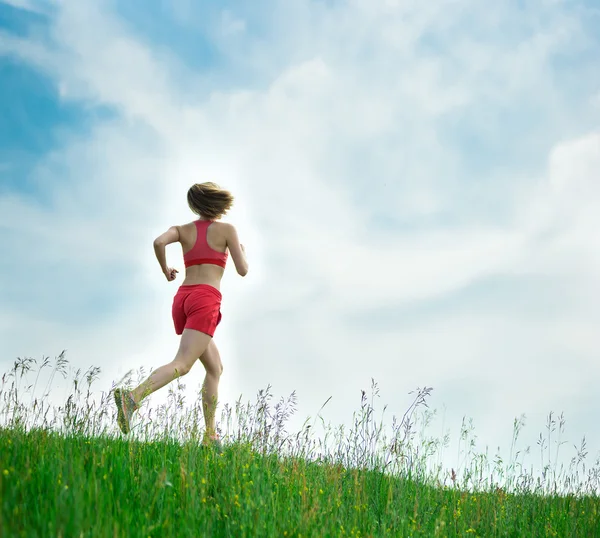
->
[[113, 388, 131, 434]]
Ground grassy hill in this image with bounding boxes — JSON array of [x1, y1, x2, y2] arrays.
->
[[0, 355, 598, 537]]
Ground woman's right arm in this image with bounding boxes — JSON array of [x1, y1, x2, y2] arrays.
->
[[223, 223, 248, 276]]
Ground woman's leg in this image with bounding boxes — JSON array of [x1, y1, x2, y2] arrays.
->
[[131, 329, 213, 405], [198, 339, 224, 438]]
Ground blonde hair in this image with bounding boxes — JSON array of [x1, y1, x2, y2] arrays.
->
[[187, 182, 234, 220]]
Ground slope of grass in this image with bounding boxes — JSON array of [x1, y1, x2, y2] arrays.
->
[[0, 354, 599, 537], [1, 428, 599, 537]]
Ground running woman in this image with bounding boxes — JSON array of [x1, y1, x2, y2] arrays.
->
[[113, 182, 248, 447]]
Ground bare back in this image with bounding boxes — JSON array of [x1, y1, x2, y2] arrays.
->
[[178, 221, 229, 289]]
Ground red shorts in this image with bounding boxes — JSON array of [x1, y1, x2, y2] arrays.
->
[[172, 284, 222, 337]]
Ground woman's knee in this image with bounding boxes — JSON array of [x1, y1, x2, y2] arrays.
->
[[205, 362, 222, 378], [172, 359, 193, 377], [199, 341, 223, 377]]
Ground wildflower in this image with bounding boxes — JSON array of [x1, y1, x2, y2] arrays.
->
[[2, 469, 8, 476]]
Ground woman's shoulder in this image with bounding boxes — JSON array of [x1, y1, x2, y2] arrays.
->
[[210, 220, 236, 232], [176, 221, 198, 233]]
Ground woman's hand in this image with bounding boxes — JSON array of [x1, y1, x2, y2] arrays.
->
[[164, 267, 179, 282]]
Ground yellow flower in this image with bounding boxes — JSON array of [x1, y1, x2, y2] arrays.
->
[[2, 469, 8, 476], [319, 489, 324, 495], [201, 478, 206, 484]]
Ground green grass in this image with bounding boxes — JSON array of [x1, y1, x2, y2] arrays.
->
[[0, 354, 599, 537]]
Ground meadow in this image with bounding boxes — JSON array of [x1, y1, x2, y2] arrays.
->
[[1, 353, 599, 537]]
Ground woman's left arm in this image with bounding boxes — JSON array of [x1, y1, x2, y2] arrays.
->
[[153, 226, 180, 281]]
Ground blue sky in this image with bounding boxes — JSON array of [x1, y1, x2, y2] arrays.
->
[[1, 0, 600, 482]]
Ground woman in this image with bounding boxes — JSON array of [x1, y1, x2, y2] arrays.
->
[[113, 182, 248, 447]]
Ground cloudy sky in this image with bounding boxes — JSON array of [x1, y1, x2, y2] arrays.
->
[[1, 0, 599, 477]]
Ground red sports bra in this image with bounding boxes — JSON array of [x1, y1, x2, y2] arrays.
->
[[183, 220, 228, 269]]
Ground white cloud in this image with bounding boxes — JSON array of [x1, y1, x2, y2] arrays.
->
[[0, 0, 49, 15], [220, 10, 246, 37], [2, 0, 600, 480]]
